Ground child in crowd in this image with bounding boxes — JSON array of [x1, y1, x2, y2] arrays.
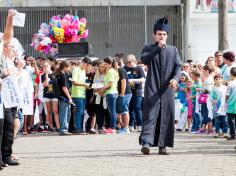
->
[[198, 65, 214, 134], [211, 74, 228, 138], [190, 70, 202, 132], [226, 67, 236, 140], [176, 72, 189, 131], [186, 80, 193, 131]]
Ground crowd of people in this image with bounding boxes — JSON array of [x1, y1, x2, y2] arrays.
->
[[175, 51, 236, 139], [0, 9, 236, 170]]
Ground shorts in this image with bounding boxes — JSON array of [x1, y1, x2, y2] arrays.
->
[[44, 98, 58, 102], [116, 94, 132, 115]]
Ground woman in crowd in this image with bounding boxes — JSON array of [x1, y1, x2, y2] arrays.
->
[[221, 51, 236, 81], [198, 65, 214, 134], [41, 61, 60, 131], [206, 56, 220, 76], [93, 60, 110, 133], [102, 57, 119, 134]]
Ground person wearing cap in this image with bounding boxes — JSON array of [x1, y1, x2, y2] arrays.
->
[[139, 17, 182, 155]]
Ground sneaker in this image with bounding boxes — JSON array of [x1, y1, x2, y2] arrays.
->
[[214, 133, 221, 138], [176, 129, 183, 132], [89, 129, 96, 134], [28, 127, 35, 134], [100, 128, 108, 134], [107, 128, 116, 134], [73, 130, 87, 135], [141, 143, 150, 155], [3, 157, 20, 166], [207, 130, 215, 134], [137, 126, 142, 132], [59, 131, 72, 136], [129, 126, 135, 132], [227, 136, 235, 140], [118, 128, 130, 134], [223, 134, 228, 138], [195, 129, 206, 134], [185, 129, 189, 132]]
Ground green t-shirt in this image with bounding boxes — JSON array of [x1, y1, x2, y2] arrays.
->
[[226, 80, 236, 114], [191, 81, 202, 103], [71, 67, 86, 98], [104, 68, 118, 95]]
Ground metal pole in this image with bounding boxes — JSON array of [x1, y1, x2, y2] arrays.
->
[[144, 2, 147, 45], [180, 4, 184, 61], [218, 0, 229, 51]]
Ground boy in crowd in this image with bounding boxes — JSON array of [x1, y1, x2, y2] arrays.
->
[[226, 67, 236, 140], [190, 70, 202, 132], [211, 74, 228, 138], [72, 57, 91, 133]]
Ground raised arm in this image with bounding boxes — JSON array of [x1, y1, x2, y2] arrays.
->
[[141, 45, 160, 65], [3, 9, 16, 45]]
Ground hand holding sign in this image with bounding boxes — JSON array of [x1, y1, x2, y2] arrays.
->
[[12, 10, 26, 27]]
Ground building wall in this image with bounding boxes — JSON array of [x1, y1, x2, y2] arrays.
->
[[0, 0, 181, 7], [0, 5, 183, 58], [186, 0, 236, 63]]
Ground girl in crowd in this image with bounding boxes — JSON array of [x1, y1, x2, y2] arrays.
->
[[198, 65, 215, 134], [185, 80, 193, 131], [93, 60, 110, 133], [176, 72, 189, 131], [41, 62, 60, 131], [102, 57, 119, 134]]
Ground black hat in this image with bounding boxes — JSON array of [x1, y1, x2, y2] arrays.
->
[[153, 17, 169, 34]]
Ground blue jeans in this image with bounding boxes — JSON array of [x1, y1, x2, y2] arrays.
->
[[191, 103, 201, 131], [59, 100, 71, 132], [227, 113, 236, 137], [215, 115, 228, 133], [116, 94, 132, 115], [129, 95, 143, 127], [201, 103, 212, 124], [18, 109, 24, 131], [73, 98, 86, 131], [106, 94, 118, 129]]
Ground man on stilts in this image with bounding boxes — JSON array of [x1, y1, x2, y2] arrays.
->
[[139, 17, 182, 155]]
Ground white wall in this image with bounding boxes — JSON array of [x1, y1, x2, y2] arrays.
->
[[186, 0, 236, 63]]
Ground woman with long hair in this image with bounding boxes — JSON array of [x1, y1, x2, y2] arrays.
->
[[93, 60, 110, 133], [102, 57, 119, 134], [41, 61, 60, 131]]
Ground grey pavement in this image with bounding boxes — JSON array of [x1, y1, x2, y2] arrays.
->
[[1, 132, 236, 176]]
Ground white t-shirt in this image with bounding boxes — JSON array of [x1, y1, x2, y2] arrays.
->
[[24, 65, 35, 93]]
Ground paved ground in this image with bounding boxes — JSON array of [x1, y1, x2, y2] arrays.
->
[[1, 131, 236, 176]]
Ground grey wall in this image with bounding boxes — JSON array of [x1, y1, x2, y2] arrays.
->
[[0, 6, 183, 59], [0, 0, 181, 7]]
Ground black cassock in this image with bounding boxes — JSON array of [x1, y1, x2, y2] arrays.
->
[[139, 44, 182, 147]]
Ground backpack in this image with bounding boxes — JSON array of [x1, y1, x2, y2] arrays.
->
[[51, 74, 60, 98], [198, 93, 208, 104]]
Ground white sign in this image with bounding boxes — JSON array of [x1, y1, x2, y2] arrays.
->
[[13, 12, 26, 27], [1, 75, 20, 108]]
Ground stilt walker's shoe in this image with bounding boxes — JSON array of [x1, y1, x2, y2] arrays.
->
[[159, 147, 170, 155], [141, 143, 150, 155]]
